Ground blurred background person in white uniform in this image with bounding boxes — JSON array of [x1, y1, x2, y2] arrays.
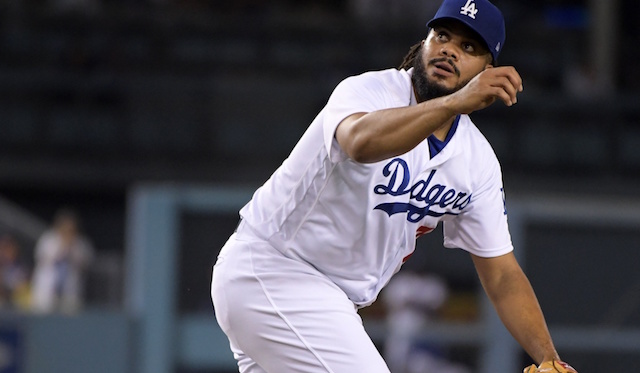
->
[[31, 208, 94, 314]]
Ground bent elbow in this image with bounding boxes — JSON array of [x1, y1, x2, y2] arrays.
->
[[343, 134, 378, 163], [335, 112, 380, 163]]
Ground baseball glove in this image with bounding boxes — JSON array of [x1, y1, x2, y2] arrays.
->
[[523, 360, 577, 373]]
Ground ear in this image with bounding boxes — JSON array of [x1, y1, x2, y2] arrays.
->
[[484, 53, 495, 69]]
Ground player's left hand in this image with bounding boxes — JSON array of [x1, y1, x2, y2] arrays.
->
[[523, 360, 578, 373]]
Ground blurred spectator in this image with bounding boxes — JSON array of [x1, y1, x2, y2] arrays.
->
[[0, 234, 30, 311], [30, 209, 94, 315], [382, 271, 471, 373]]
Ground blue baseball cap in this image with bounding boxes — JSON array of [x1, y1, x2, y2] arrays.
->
[[427, 0, 506, 64]]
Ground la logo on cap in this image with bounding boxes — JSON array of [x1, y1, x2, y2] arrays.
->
[[460, 0, 479, 19]]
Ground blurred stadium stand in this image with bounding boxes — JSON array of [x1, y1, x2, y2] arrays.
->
[[0, 0, 638, 372]]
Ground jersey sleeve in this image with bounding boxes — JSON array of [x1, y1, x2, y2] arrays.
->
[[322, 72, 403, 162], [442, 156, 513, 257]]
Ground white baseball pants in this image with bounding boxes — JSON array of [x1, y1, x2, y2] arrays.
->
[[211, 230, 391, 373]]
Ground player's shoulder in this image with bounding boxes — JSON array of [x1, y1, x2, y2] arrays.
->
[[352, 67, 411, 83], [338, 68, 412, 100]]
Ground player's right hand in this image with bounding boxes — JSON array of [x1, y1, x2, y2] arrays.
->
[[523, 360, 578, 373], [447, 66, 523, 114]]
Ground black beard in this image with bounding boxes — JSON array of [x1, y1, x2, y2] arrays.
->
[[411, 53, 462, 103]]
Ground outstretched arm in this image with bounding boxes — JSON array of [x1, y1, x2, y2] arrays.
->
[[471, 252, 560, 365]]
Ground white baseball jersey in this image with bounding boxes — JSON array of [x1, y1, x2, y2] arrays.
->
[[239, 67, 512, 307]]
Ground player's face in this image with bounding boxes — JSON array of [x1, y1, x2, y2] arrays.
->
[[413, 21, 492, 102]]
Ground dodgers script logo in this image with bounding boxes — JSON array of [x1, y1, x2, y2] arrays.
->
[[373, 158, 472, 223]]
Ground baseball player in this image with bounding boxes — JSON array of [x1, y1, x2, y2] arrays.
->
[[211, 0, 578, 372]]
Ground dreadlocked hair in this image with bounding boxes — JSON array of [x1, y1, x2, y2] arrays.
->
[[398, 41, 423, 70]]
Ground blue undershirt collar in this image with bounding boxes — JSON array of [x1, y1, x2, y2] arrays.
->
[[428, 115, 460, 159]]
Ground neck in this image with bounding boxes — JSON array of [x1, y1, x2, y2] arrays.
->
[[433, 120, 454, 142]]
